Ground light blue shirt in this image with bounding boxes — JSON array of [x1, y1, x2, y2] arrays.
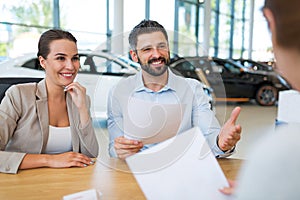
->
[[107, 69, 232, 157]]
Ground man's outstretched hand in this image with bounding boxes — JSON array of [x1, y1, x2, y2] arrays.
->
[[218, 106, 242, 151]]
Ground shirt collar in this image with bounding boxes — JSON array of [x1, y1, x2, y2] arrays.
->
[[134, 68, 177, 93]]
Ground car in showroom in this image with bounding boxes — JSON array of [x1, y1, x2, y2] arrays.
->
[[170, 56, 291, 106], [0, 51, 216, 124], [233, 58, 274, 72], [0, 50, 139, 125]]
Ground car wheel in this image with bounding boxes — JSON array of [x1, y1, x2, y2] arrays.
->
[[255, 85, 278, 106]]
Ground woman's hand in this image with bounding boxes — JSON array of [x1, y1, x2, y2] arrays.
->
[[19, 152, 95, 170], [65, 82, 90, 126], [65, 82, 87, 110], [46, 152, 95, 168]]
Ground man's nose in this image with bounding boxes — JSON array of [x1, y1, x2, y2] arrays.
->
[[151, 47, 161, 57]]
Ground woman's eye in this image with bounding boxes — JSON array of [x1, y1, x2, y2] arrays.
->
[[72, 57, 80, 61]]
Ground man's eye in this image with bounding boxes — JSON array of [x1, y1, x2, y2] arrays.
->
[[57, 57, 65, 61], [142, 48, 152, 52], [158, 45, 167, 49]]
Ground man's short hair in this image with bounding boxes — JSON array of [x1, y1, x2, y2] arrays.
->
[[128, 19, 169, 50]]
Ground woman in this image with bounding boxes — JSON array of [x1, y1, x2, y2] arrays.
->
[[0, 29, 99, 174], [220, 0, 300, 199]]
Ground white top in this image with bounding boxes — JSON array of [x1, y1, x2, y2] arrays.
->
[[44, 125, 72, 154]]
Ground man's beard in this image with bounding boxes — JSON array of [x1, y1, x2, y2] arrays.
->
[[138, 56, 170, 76]]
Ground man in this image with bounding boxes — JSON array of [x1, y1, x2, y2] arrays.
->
[[107, 19, 241, 159], [220, 0, 300, 199]]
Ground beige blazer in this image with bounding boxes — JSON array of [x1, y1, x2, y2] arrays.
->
[[0, 79, 99, 174]]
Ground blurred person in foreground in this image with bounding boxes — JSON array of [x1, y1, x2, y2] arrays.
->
[[107, 19, 242, 159], [0, 29, 99, 174], [220, 0, 300, 199]]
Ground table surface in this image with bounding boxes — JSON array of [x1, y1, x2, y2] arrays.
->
[[0, 158, 243, 200]]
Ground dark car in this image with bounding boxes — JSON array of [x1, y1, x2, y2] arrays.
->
[[233, 58, 273, 71], [170, 56, 291, 106]]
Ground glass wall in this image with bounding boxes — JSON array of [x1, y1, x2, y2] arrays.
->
[[210, 0, 272, 61], [252, 1, 272, 61], [210, 0, 251, 59], [174, 0, 206, 57], [59, 0, 107, 51], [177, 1, 198, 56], [0, 0, 54, 57], [0, 0, 108, 57], [0, 0, 274, 62]]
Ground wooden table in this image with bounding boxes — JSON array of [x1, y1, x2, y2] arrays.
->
[[0, 158, 243, 200]]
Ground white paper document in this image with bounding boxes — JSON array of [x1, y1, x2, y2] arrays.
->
[[63, 189, 102, 200], [126, 127, 232, 200], [123, 97, 185, 144], [277, 90, 300, 123]]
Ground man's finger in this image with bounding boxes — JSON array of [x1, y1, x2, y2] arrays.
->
[[228, 106, 241, 124], [219, 187, 234, 195], [115, 137, 141, 145]]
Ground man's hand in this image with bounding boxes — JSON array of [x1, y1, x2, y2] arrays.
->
[[219, 179, 236, 195], [218, 106, 242, 151], [114, 136, 144, 160]]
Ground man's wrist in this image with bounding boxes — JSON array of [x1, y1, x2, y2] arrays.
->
[[223, 145, 236, 153]]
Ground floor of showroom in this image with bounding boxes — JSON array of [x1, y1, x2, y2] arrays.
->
[[215, 101, 278, 159]]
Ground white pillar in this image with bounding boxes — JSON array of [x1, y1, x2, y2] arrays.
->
[[112, 0, 124, 56], [248, 0, 255, 59], [203, 0, 211, 56]]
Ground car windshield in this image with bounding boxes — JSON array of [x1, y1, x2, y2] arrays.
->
[[224, 62, 241, 74]]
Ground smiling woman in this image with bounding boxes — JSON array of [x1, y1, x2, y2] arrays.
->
[[0, 29, 99, 174]]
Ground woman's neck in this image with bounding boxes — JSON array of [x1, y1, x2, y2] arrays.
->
[[45, 79, 66, 101]]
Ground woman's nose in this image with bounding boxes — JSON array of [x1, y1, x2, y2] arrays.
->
[[65, 59, 75, 70]]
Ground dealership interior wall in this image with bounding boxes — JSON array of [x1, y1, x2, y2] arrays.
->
[[0, 0, 280, 159]]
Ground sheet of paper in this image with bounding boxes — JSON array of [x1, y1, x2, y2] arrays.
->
[[277, 90, 300, 123], [126, 127, 232, 200], [123, 97, 185, 144], [63, 189, 102, 200]]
